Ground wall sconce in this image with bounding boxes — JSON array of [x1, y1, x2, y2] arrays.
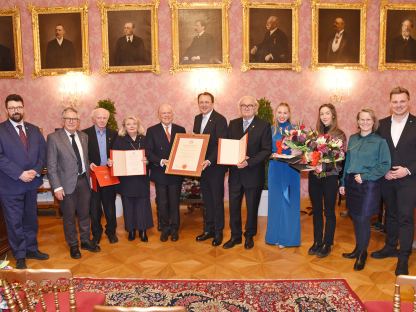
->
[[59, 72, 89, 108], [322, 69, 353, 104], [188, 69, 226, 95]]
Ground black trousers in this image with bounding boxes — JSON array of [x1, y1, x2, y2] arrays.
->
[[155, 183, 181, 234], [90, 184, 116, 240], [228, 182, 262, 238], [61, 176, 91, 247], [308, 173, 338, 245], [382, 178, 416, 259], [200, 167, 225, 234], [351, 214, 371, 252]]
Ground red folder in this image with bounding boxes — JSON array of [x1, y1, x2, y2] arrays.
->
[[90, 166, 120, 192]]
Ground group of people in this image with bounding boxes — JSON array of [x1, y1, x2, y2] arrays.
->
[[0, 86, 415, 277]]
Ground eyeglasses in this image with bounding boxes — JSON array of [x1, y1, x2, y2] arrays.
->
[[240, 104, 255, 109], [63, 117, 79, 122], [7, 106, 24, 112]]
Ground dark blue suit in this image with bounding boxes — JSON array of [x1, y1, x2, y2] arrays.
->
[[0, 120, 46, 259]]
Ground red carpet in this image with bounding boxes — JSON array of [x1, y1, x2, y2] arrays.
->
[[73, 278, 365, 311]]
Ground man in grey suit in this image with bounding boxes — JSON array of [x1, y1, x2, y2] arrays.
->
[[47, 107, 100, 259]]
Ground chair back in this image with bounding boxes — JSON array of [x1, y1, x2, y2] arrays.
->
[[394, 275, 416, 312], [93, 306, 187, 312]]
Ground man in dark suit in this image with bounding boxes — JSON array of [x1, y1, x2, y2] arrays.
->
[[223, 96, 272, 250], [146, 104, 186, 242], [0, 94, 49, 269], [250, 16, 290, 63], [182, 20, 217, 64], [0, 44, 15, 71], [114, 22, 149, 66], [193, 92, 227, 246], [47, 107, 100, 259], [44, 24, 76, 69], [83, 108, 118, 245], [387, 19, 416, 63], [371, 86, 416, 276]]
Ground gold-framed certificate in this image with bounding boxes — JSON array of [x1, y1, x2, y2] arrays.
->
[[217, 133, 248, 165], [110, 149, 146, 176], [165, 133, 210, 177]]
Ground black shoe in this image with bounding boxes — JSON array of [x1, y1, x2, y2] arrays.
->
[[26, 250, 49, 260], [212, 233, 223, 247], [16, 258, 27, 269], [69, 246, 81, 259], [80, 241, 101, 253], [160, 232, 169, 242], [342, 247, 358, 259], [244, 236, 254, 249], [108, 234, 118, 244], [128, 231, 136, 241], [92, 235, 101, 245], [353, 251, 367, 271], [308, 242, 322, 255], [139, 230, 148, 242], [196, 232, 214, 242], [395, 258, 409, 276], [171, 231, 179, 242], [371, 246, 399, 259], [223, 237, 242, 249], [316, 244, 332, 258]]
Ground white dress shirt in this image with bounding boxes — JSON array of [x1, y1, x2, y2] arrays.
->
[[332, 30, 344, 52], [391, 113, 409, 147], [200, 110, 213, 133], [9, 119, 26, 135]]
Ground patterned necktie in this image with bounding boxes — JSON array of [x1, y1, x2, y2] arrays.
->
[[243, 119, 250, 132], [16, 125, 28, 151], [70, 134, 83, 174], [165, 126, 171, 142]]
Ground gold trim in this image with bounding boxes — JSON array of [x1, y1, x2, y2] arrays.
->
[[379, 1, 416, 71], [98, 0, 160, 74], [311, 0, 367, 70], [169, 0, 231, 73], [241, 0, 301, 72], [30, 3, 90, 77], [0, 7, 23, 79]]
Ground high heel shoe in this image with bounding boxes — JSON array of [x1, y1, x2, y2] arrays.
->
[[128, 230, 136, 241], [139, 230, 148, 242], [342, 246, 358, 259], [354, 251, 367, 271]]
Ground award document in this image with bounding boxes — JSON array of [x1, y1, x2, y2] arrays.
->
[[217, 133, 248, 165], [165, 133, 210, 177], [90, 166, 120, 192], [110, 149, 146, 176]]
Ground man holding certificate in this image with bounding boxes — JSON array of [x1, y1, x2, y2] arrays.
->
[[223, 96, 272, 250], [146, 104, 186, 242], [193, 92, 228, 247]]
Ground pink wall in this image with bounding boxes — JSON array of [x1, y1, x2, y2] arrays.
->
[[1, 0, 416, 196]]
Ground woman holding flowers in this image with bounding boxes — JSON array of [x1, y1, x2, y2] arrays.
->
[[339, 109, 390, 270], [308, 103, 346, 258], [265, 103, 300, 247]]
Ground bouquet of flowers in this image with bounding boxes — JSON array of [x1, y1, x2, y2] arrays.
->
[[281, 124, 318, 153]]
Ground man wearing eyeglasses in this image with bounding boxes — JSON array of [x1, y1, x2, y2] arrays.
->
[[47, 107, 100, 259], [0, 94, 49, 269], [223, 96, 272, 250]]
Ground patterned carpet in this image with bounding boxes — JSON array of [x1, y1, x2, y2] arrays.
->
[[73, 278, 365, 311]]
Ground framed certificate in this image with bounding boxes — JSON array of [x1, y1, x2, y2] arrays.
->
[[217, 134, 248, 165], [165, 133, 210, 177], [110, 149, 146, 176]]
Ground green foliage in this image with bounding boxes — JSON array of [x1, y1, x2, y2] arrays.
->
[[97, 99, 118, 131], [257, 97, 274, 190]]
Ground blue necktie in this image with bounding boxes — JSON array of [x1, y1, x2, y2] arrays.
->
[[243, 120, 250, 132]]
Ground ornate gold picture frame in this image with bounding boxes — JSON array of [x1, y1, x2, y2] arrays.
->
[[379, 1, 416, 71], [241, 0, 301, 72], [311, 0, 367, 70], [169, 0, 231, 73], [98, 1, 160, 74], [30, 4, 89, 77], [0, 7, 23, 79]]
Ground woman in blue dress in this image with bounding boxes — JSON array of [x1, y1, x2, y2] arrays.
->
[[265, 103, 300, 247]]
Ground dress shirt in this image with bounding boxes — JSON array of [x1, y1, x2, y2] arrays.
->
[[9, 119, 26, 135], [391, 113, 409, 147], [269, 28, 278, 36], [64, 129, 86, 174], [243, 117, 254, 132], [200, 110, 213, 133], [332, 30, 344, 52], [126, 35, 133, 42], [95, 125, 107, 166], [160, 123, 172, 167], [56, 38, 63, 46]]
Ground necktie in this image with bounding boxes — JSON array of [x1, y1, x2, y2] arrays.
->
[[16, 125, 28, 151], [70, 134, 83, 174], [127, 37, 131, 43], [165, 126, 171, 143], [243, 120, 250, 132]]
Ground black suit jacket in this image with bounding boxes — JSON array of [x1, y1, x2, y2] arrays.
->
[[183, 32, 216, 64], [323, 31, 358, 63], [114, 35, 150, 66], [228, 116, 272, 188], [252, 29, 290, 63], [387, 35, 416, 63], [45, 38, 76, 69], [145, 123, 186, 185], [83, 126, 117, 166], [377, 114, 416, 182]]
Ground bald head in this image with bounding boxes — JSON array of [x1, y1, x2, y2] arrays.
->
[[333, 17, 345, 32], [266, 16, 278, 31], [158, 104, 174, 126], [92, 108, 110, 130]]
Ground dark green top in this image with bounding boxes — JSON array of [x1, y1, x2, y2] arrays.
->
[[341, 132, 391, 186]]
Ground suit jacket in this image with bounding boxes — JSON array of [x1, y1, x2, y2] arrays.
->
[[323, 31, 358, 63], [183, 32, 216, 64], [0, 44, 15, 71], [228, 116, 272, 188], [0, 120, 46, 195], [83, 126, 117, 166], [114, 35, 149, 66], [47, 129, 90, 194], [387, 35, 416, 63], [252, 29, 290, 63], [377, 114, 416, 183], [45, 38, 76, 69], [145, 123, 186, 185]]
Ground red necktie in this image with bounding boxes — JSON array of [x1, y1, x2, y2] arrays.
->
[[17, 125, 28, 151]]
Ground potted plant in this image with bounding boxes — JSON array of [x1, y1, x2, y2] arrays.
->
[[97, 98, 118, 131]]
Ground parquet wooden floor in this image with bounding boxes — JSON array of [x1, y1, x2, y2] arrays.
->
[[7, 200, 415, 303]]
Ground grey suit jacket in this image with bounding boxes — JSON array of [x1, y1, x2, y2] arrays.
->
[[47, 128, 90, 194]]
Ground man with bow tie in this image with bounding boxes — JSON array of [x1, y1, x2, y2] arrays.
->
[[0, 94, 49, 269], [387, 19, 416, 63], [114, 22, 149, 66], [182, 20, 217, 64]]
